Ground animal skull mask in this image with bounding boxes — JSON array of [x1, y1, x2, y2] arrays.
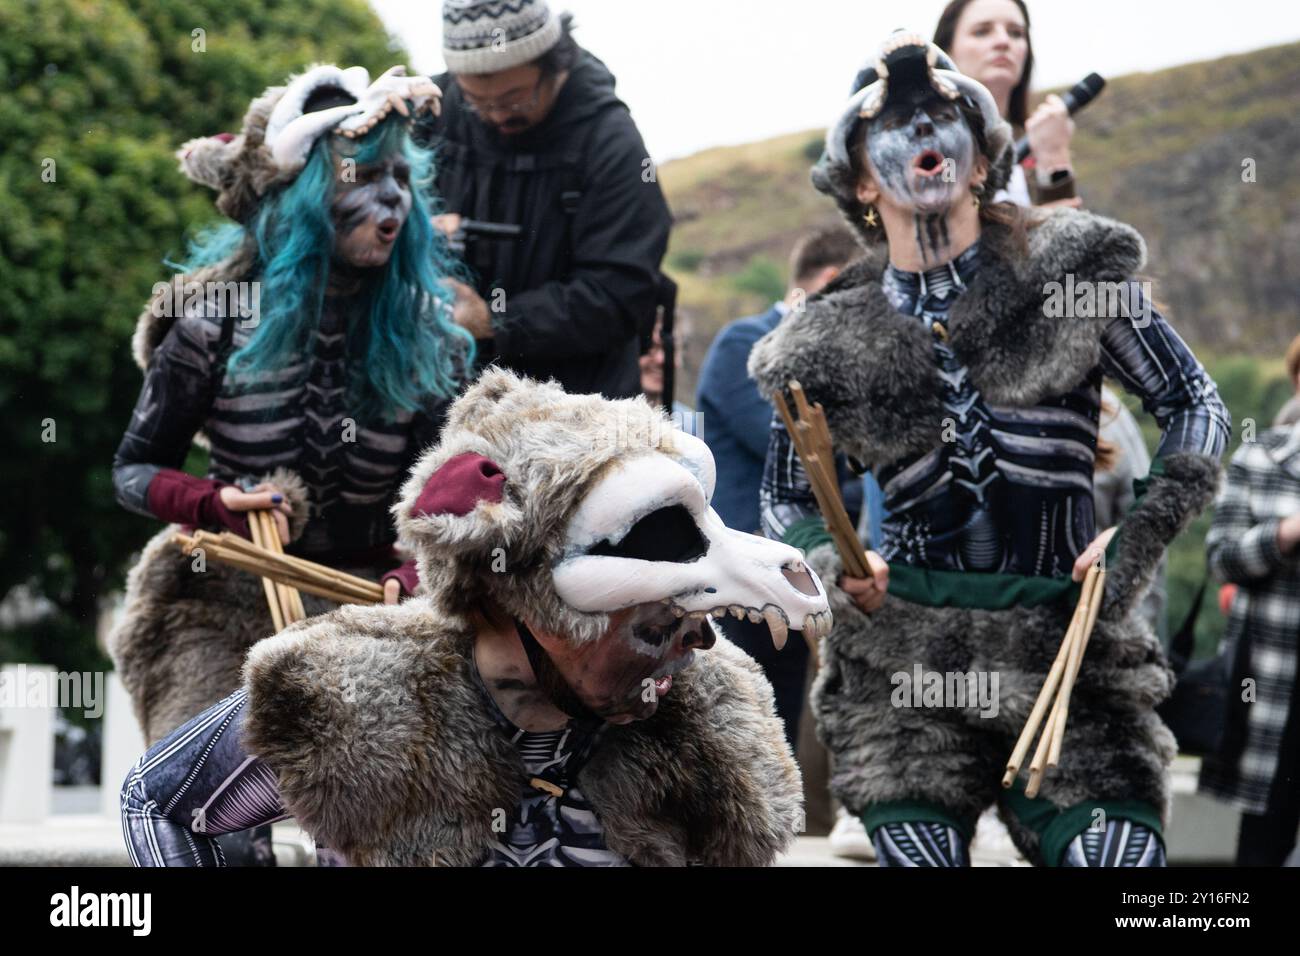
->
[[551, 428, 830, 648], [394, 369, 831, 649]]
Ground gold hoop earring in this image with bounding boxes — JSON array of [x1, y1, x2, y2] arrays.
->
[[864, 206, 879, 227], [972, 185, 983, 210]]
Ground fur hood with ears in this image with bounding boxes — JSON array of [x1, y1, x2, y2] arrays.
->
[[133, 83, 290, 375], [390, 368, 705, 646]]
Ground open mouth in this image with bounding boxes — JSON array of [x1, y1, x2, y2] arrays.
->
[[631, 608, 711, 655], [913, 149, 945, 178], [376, 218, 400, 243]]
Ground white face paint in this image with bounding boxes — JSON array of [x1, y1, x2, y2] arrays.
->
[[551, 430, 832, 650], [331, 154, 413, 268], [863, 92, 978, 264], [865, 98, 974, 215]]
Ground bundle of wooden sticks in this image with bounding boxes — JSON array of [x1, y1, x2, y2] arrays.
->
[[1003, 561, 1107, 797], [771, 381, 869, 579], [173, 512, 384, 633]]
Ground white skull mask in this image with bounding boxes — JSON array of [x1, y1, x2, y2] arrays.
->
[[551, 430, 832, 649]]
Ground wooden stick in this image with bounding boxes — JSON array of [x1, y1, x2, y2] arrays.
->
[[255, 512, 294, 624], [258, 512, 297, 625], [175, 532, 384, 606], [1047, 567, 1107, 767], [789, 383, 864, 561], [191, 541, 380, 606], [245, 512, 286, 631], [772, 384, 868, 578], [1043, 568, 1099, 769], [202, 532, 380, 603], [190, 527, 379, 605], [269, 518, 309, 622], [1001, 570, 1094, 787], [257, 511, 307, 624], [1025, 705, 1059, 798]]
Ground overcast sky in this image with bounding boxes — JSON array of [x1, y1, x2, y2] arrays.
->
[[371, 0, 1300, 160]]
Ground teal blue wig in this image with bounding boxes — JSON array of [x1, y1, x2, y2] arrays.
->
[[174, 115, 474, 421]]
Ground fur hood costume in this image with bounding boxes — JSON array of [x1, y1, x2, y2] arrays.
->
[[230, 369, 821, 865], [749, 207, 1223, 866], [109, 65, 451, 746], [133, 64, 441, 377]]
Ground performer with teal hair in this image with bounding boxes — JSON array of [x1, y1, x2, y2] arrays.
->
[[109, 66, 471, 864]]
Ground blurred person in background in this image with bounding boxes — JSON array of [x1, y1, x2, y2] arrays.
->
[[934, 0, 1082, 209], [1273, 333, 1300, 427], [695, 226, 861, 748], [419, 0, 672, 399], [639, 311, 700, 434], [1198, 413, 1300, 866], [1095, 387, 1168, 640]]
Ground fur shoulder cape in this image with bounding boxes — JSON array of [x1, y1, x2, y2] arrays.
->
[[749, 208, 1147, 472], [749, 207, 1220, 621], [239, 598, 804, 866]]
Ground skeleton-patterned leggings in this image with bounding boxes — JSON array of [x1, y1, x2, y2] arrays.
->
[[872, 818, 1165, 867]]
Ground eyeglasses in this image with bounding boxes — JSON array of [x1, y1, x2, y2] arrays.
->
[[461, 76, 547, 117]]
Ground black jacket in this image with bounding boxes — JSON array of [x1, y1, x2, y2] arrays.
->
[[423, 50, 672, 399]]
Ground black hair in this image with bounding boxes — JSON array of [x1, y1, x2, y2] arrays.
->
[[535, 12, 580, 77]]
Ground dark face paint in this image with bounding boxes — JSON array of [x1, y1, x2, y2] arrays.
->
[[864, 94, 976, 219], [548, 602, 714, 724], [330, 154, 413, 268]]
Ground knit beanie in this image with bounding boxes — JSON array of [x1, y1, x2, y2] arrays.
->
[[442, 0, 563, 74]]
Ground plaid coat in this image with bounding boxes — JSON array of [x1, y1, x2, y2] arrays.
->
[[1199, 424, 1300, 814]]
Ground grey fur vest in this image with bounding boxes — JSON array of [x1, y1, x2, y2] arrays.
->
[[239, 599, 804, 866]]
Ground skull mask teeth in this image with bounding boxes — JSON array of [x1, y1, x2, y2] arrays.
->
[[551, 430, 832, 650]]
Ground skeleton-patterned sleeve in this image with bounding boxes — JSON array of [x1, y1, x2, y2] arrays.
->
[[1098, 292, 1230, 460], [759, 410, 822, 542], [121, 689, 288, 867]]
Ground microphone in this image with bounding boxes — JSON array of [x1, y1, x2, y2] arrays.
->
[[1013, 72, 1105, 163]]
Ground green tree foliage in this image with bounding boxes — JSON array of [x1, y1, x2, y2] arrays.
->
[[0, 0, 400, 674]]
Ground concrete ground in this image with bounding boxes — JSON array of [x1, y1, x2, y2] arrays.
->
[[0, 757, 1242, 867]]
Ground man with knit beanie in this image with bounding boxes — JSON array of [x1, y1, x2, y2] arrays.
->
[[421, 1, 672, 400]]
